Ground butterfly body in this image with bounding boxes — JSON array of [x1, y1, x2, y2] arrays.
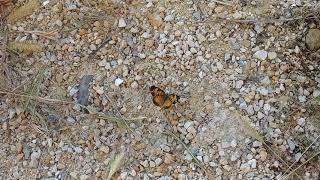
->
[[149, 86, 179, 109]]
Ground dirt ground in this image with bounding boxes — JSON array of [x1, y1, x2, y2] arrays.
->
[[0, 0, 320, 179]]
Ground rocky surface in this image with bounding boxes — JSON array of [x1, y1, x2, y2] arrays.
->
[[0, 0, 320, 179]]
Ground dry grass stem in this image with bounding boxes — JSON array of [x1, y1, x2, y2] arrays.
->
[[13, 30, 58, 40]]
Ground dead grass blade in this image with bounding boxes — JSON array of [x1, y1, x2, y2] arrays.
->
[[283, 151, 320, 179], [106, 152, 124, 180], [83, 105, 134, 132], [8, 41, 43, 54], [6, 0, 40, 23], [242, 116, 264, 142], [280, 134, 320, 179], [212, 0, 233, 6], [0, 90, 146, 132], [241, 116, 303, 180], [23, 67, 47, 109], [13, 30, 58, 40]]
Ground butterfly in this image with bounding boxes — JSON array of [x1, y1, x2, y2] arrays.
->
[[149, 86, 179, 109]]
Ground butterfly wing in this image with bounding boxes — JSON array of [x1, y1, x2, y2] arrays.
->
[[150, 86, 166, 107], [161, 94, 178, 109]]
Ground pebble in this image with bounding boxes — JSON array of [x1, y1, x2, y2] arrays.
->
[[155, 158, 162, 166], [89, 44, 96, 51], [259, 151, 267, 161], [232, 12, 242, 19], [240, 163, 250, 172], [230, 152, 240, 161], [120, 172, 128, 179], [74, 147, 83, 153], [287, 139, 296, 151], [297, 118, 305, 126], [98, 59, 107, 67], [69, 87, 78, 96], [253, 50, 268, 60], [164, 15, 174, 22], [257, 112, 265, 119], [246, 105, 254, 115], [131, 81, 139, 89], [261, 76, 271, 85], [295, 153, 302, 161], [80, 174, 90, 180], [263, 104, 271, 112], [259, 88, 269, 96], [267, 52, 277, 59], [248, 159, 257, 168], [184, 121, 193, 129], [236, 80, 244, 89], [100, 146, 109, 154], [67, 116, 76, 123], [312, 90, 320, 98], [95, 86, 104, 95], [298, 95, 306, 103], [252, 141, 262, 147], [118, 18, 127, 28], [115, 78, 124, 86], [230, 139, 237, 147], [216, 62, 223, 71]]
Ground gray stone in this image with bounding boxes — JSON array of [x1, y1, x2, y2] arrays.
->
[[268, 52, 277, 59], [252, 141, 262, 147], [67, 116, 76, 123], [295, 153, 302, 161], [164, 15, 174, 22], [261, 76, 271, 85], [298, 95, 306, 102], [246, 105, 254, 115], [313, 90, 320, 98], [253, 50, 268, 60], [236, 80, 244, 89], [297, 118, 305, 126], [287, 139, 296, 151]]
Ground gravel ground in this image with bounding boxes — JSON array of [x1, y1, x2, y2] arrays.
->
[[1, 0, 320, 179]]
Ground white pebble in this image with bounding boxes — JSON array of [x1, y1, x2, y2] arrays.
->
[[253, 50, 268, 60], [115, 78, 124, 86], [98, 59, 107, 67], [118, 18, 126, 27], [297, 118, 305, 126]]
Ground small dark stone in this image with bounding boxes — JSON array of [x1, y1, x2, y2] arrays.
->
[[77, 75, 94, 106], [23, 146, 30, 159], [192, 11, 202, 21], [48, 114, 58, 122]]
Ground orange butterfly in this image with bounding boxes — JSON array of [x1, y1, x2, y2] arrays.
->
[[149, 86, 179, 109]]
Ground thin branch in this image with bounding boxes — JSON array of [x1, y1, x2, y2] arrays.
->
[[0, 90, 72, 104], [197, 14, 320, 24], [283, 151, 320, 179], [212, 0, 233, 7], [280, 135, 320, 179], [12, 29, 58, 40]]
